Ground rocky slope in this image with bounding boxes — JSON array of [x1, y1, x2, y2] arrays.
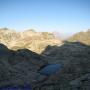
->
[[0, 42, 89, 89], [0, 28, 62, 53], [37, 42, 90, 90], [0, 28, 90, 89], [0, 43, 47, 87], [67, 29, 90, 45]]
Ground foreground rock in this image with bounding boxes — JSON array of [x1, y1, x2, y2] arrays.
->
[[0, 43, 47, 87], [0, 41, 90, 89], [35, 42, 90, 90]]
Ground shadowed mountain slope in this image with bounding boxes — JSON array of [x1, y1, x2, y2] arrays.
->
[[0, 43, 48, 87], [0, 42, 89, 89], [37, 42, 90, 90]]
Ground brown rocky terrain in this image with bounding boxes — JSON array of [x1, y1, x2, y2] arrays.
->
[[0, 28, 90, 90], [0, 28, 62, 53], [67, 29, 90, 45]]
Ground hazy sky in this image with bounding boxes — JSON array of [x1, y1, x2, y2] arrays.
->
[[0, 0, 90, 34]]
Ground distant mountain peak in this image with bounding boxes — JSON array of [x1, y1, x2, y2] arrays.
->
[[0, 28, 62, 53], [67, 29, 90, 45]]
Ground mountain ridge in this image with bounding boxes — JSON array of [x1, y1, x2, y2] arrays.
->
[[67, 29, 90, 45], [0, 28, 90, 89], [0, 28, 62, 53]]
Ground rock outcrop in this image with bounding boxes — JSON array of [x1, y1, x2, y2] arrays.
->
[[0, 43, 47, 87], [36, 42, 90, 90], [67, 29, 90, 45], [0, 42, 90, 89], [0, 28, 62, 53]]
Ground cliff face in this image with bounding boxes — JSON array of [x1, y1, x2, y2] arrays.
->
[[0, 28, 62, 53], [67, 29, 90, 45]]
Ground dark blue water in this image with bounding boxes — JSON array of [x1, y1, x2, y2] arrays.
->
[[39, 64, 63, 76]]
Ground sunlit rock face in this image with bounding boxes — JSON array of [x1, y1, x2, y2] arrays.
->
[[0, 28, 62, 53], [67, 29, 90, 45]]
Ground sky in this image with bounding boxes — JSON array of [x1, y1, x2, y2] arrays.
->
[[0, 0, 90, 35]]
